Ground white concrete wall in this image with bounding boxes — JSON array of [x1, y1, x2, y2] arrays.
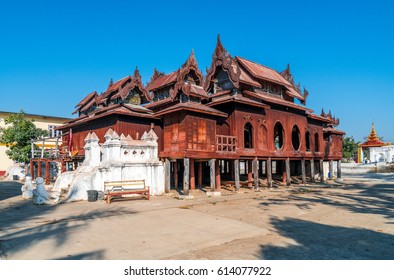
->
[[54, 128, 164, 202]]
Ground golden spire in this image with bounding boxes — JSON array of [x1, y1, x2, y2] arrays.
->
[[368, 122, 379, 142]]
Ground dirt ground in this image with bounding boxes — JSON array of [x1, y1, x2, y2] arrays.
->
[[0, 173, 393, 260]]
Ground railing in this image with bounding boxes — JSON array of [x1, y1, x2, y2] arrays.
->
[[216, 135, 237, 152]]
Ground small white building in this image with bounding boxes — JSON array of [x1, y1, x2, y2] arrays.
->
[[369, 145, 394, 163], [358, 123, 393, 163]]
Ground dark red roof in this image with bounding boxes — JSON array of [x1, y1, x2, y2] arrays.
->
[[154, 101, 228, 118], [323, 127, 346, 135], [208, 94, 270, 109], [59, 103, 156, 130], [243, 90, 307, 111], [237, 57, 304, 100], [146, 71, 178, 92], [74, 91, 98, 109]]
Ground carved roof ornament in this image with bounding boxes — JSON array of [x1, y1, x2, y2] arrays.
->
[[118, 67, 151, 102], [204, 34, 241, 91], [170, 50, 204, 100], [149, 67, 165, 83], [280, 64, 294, 85], [321, 109, 326, 117], [107, 78, 113, 90], [280, 64, 302, 95], [302, 87, 309, 105], [133, 66, 142, 80]]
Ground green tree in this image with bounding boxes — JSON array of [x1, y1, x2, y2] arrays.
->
[[0, 110, 48, 163], [342, 136, 359, 161]]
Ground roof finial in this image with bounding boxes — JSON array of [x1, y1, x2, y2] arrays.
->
[[107, 78, 113, 89], [217, 33, 221, 42], [133, 66, 141, 79]]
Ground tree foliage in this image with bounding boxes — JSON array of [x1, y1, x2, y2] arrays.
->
[[342, 136, 359, 161], [0, 111, 48, 163]]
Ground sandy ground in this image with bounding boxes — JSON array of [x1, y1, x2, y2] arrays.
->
[[0, 173, 393, 260]]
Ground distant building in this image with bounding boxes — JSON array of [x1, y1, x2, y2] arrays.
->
[[358, 123, 394, 163], [0, 111, 70, 175]]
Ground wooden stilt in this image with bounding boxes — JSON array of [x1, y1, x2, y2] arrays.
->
[[301, 158, 306, 184], [248, 160, 253, 188], [37, 159, 42, 178], [337, 160, 342, 179], [174, 160, 178, 190], [215, 159, 221, 190], [210, 159, 216, 191], [285, 158, 291, 186], [329, 160, 333, 180], [234, 159, 240, 191], [320, 159, 324, 183], [183, 158, 190, 195], [310, 159, 315, 183], [253, 157, 259, 189], [267, 158, 272, 187], [165, 158, 170, 193], [190, 158, 195, 190], [30, 159, 34, 179], [198, 161, 203, 188]]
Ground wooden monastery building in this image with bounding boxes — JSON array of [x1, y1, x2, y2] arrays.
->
[[58, 36, 344, 194]]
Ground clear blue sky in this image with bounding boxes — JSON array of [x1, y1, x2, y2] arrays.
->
[[0, 0, 393, 143]]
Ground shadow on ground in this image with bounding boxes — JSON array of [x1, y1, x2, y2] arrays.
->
[[260, 177, 394, 222], [260, 217, 394, 259], [0, 181, 137, 260], [0, 181, 23, 201]]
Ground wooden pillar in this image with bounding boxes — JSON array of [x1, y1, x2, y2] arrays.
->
[[320, 159, 324, 183], [253, 157, 259, 189], [234, 159, 240, 191], [248, 160, 253, 188], [198, 161, 203, 188], [337, 160, 342, 179], [37, 159, 42, 178], [45, 160, 50, 185], [301, 158, 306, 184], [267, 158, 272, 188], [210, 159, 216, 191], [190, 158, 195, 190], [285, 158, 291, 186], [310, 159, 315, 183], [174, 161, 178, 190], [165, 158, 170, 193], [30, 159, 34, 179], [215, 160, 221, 190], [329, 160, 333, 180], [183, 158, 190, 195]]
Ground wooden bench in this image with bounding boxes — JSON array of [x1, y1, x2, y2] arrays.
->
[[104, 180, 150, 204]]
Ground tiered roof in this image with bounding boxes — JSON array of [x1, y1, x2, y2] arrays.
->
[[70, 35, 341, 131], [361, 123, 388, 147]]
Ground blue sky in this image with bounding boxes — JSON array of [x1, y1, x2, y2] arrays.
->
[[0, 0, 393, 143]]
